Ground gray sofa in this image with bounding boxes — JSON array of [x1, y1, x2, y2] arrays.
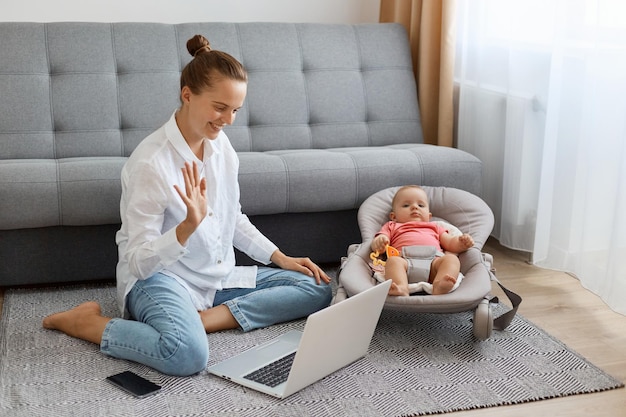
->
[[0, 22, 482, 286]]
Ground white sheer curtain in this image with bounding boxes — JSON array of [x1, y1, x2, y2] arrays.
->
[[455, 0, 626, 315]]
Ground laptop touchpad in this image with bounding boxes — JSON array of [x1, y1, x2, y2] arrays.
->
[[255, 339, 296, 358]]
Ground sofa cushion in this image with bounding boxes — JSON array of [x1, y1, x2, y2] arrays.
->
[[0, 158, 126, 229], [239, 145, 481, 216]]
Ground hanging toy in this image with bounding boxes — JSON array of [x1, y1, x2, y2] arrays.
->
[[369, 244, 400, 267]]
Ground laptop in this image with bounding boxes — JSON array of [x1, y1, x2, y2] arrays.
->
[[207, 279, 391, 398]]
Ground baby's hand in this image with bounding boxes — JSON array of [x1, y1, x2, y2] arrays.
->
[[458, 233, 474, 249], [371, 234, 390, 253]]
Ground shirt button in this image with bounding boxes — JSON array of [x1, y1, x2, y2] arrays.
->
[[217, 260, 222, 264], [209, 212, 214, 217]]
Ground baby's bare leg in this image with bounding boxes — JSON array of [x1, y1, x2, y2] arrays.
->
[[430, 254, 461, 295], [384, 256, 410, 296], [42, 301, 110, 345]]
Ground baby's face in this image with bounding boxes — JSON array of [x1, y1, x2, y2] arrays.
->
[[390, 187, 432, 223]]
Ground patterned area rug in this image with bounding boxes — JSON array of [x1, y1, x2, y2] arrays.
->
[[0, 283, 622, 417]]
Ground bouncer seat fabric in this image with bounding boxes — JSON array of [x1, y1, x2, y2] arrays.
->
[[338, 186, 495, 313]]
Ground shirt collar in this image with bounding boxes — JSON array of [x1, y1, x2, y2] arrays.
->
[[164, 111, 221, 163]]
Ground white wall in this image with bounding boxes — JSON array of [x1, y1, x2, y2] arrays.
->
[[3, 0, 380, 24]]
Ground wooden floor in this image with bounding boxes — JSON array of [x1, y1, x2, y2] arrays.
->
[[0, 238, 624, 416], [450, 238, 626, 417]]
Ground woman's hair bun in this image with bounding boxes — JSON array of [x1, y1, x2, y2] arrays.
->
[[180, 33, 247, 92], [187, 34, 212, 57]]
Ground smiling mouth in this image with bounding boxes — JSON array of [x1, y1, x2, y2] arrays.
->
[[209, 122, 224, 130]]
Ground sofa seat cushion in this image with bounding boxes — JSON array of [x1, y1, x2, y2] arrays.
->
[[0, 157, 125, 229], [0, 144, 480, 230], [238, 144, 482, 216]]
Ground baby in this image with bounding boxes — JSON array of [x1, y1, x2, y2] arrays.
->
[[371, 185, 474, 296]]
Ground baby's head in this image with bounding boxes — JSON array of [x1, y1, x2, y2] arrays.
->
[[390, 185, 432, 223]]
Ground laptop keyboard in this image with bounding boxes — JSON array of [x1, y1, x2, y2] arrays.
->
[[243, 352, 297, 388]]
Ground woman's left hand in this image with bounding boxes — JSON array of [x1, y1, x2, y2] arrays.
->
[[173, 161, 207, 245], [270, 250, 332, 285]]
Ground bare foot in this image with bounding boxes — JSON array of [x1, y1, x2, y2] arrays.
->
[[388, 281, 410, 297], [43, 301, 107, 344], [432, 274, 457, 295]]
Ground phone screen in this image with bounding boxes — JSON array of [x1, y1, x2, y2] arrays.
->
[[106, 371, 162, 398]]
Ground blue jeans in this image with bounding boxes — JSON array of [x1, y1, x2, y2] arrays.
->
[[100, 268, 332, 376]]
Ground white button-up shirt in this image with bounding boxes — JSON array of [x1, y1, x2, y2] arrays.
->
[[115, 112, 278, 315]]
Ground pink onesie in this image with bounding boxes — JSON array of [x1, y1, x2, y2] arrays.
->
[[377, 221, 447, 252]]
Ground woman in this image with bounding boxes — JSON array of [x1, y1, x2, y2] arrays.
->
[[43, 35, 332, 377]]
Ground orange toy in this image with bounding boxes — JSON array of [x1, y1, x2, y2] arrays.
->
[[369, 245, 400, 267]]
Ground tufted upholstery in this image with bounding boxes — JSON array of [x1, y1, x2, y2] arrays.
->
[[0, 22, 482, 285]]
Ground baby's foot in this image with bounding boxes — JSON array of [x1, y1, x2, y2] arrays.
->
[[388, 282, 410, 297], [432, 274, 457, 295]]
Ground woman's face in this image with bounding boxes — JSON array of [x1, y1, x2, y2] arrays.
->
[[181, 77, 247, 141]]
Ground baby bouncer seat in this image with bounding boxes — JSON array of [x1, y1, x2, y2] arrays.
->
[[336, 186, 521, 340]]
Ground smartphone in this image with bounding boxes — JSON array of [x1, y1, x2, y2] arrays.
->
[[106, 371, 162, 398]]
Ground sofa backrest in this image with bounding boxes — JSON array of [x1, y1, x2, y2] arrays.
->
[[0, 22, 422, 161]]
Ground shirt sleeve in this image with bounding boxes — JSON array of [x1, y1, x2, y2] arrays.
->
[[120, 161, 187, 280], [375, 221, 393, 238], [232, 211, 278, 264], [436, 222, 449, 237]]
